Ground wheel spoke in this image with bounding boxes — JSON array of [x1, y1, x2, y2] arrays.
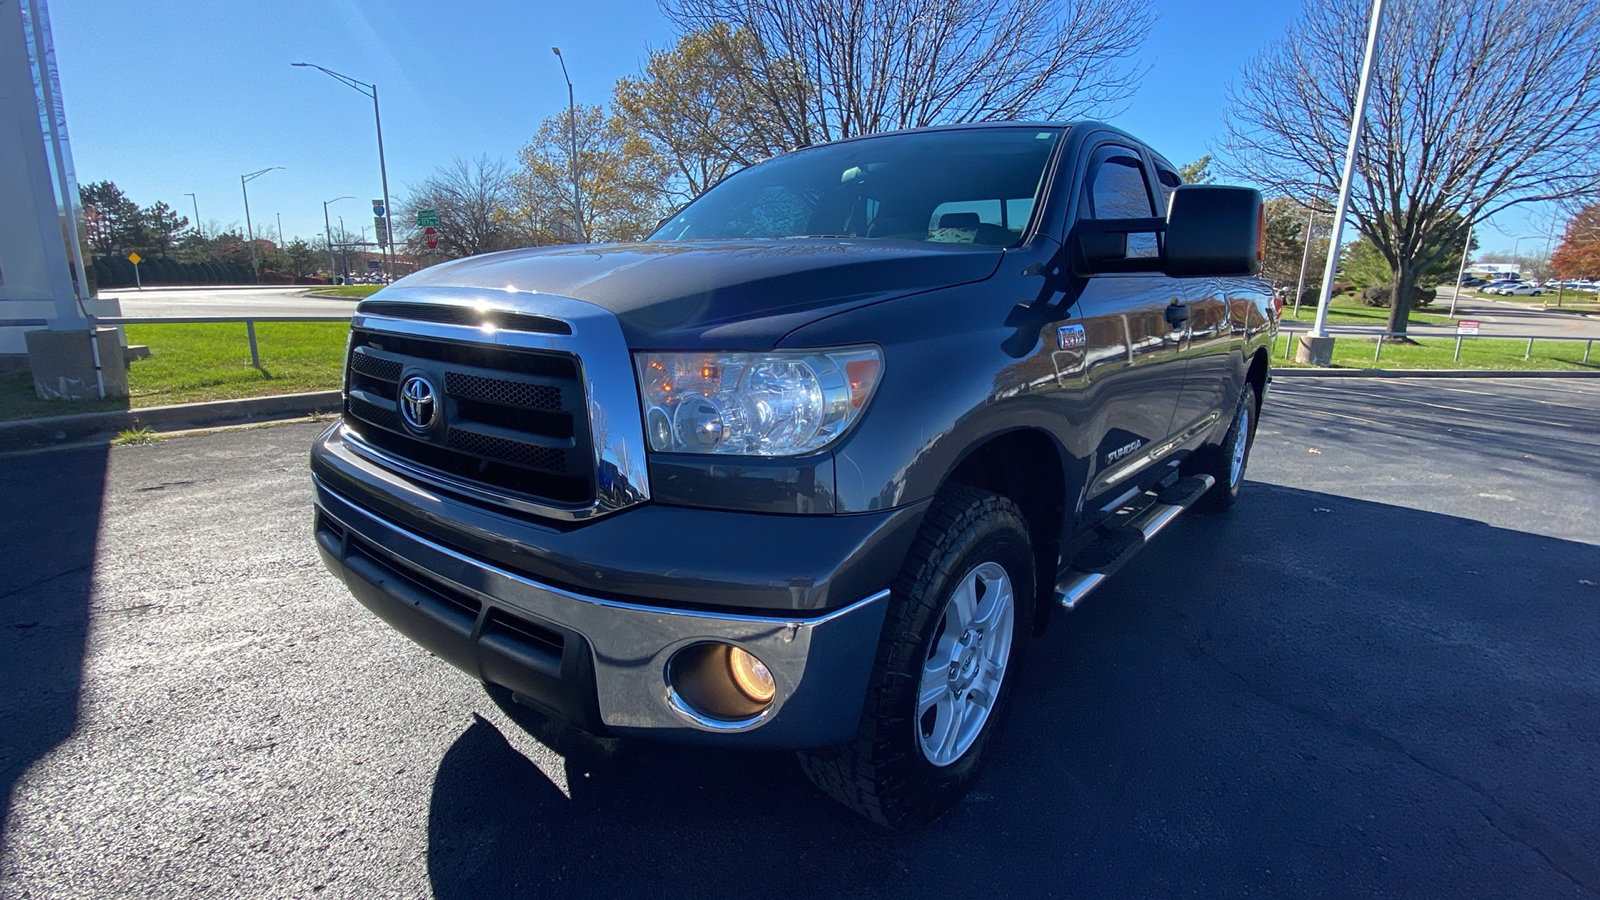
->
[[919, 676, 950, 713], [925, 694, 957, 757], [939, 697, 968, 759], [974, 575, 1012, 632], [951, 575, 978, 629]]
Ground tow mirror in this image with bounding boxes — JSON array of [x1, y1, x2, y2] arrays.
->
[[1162, 185, 1263, 277]]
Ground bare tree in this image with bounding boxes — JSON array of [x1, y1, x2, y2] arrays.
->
[[654, 0, 1153, 155], [1223, 0, 1600, 335], [398, 155, 524, 260]]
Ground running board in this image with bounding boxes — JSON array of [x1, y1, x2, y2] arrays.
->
[[1054, 474, 1215, 609]]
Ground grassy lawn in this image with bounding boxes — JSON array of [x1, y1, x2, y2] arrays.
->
[[0, 321, 349, 422], [305, 284, 383, 298], [1279, 293, 1453, 328], [1271, 332, 1599, 371]]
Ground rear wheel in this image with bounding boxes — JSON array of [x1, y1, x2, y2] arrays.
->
[[798, 484, 1035, 829], [1194, 380, 1259, 513]]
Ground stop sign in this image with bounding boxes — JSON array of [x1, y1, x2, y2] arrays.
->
[[424, 226, 439, 250]]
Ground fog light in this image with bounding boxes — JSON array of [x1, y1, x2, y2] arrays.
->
[[727, 647, 776, 703]]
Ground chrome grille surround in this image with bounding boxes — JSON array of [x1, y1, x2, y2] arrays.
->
[[339, 287, 652, 522]]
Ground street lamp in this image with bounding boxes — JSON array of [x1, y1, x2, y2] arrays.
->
[[184, 192, 202, 239], [241, 166, 284, 284], [324, 196, 354, 280], [292, 62, 396, 280], [551, 47, 584, 243], [1449, 220, 1474, 317], [1305, 0, 1385, 360]]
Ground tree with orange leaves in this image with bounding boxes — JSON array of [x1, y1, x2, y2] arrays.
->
[[1552, 205, 1600, 278]]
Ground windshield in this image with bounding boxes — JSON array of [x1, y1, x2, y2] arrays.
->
[[649, 127, 1063, 247]]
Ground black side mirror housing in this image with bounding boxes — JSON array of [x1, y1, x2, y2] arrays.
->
[[1162, 185, 1263, 277]]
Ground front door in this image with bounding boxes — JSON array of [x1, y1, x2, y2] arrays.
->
[[1061, 143, 1186, 509]]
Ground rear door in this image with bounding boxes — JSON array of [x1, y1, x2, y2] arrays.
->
[[1065, 142, 1187, 508]]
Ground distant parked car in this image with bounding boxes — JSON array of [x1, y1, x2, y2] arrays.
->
[[1494, 283, 1544, 296], [1459, 276, 1486, 287]]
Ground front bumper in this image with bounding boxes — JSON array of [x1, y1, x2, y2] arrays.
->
[[313, 478, 892, 748]]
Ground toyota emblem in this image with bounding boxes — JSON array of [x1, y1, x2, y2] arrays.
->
[[399, 375, 438, 431]]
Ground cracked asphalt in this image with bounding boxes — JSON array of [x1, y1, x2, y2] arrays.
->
[[2, 377, 1598, 899]]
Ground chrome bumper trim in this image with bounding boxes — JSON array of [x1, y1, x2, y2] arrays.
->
[[314, 476, 891, 744]]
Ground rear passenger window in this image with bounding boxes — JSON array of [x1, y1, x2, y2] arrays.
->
[[1080, 148, 1159, 259], [1155, 168, 1181, 214]]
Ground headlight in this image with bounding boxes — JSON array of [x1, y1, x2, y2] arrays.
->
[[635, 346, 882, 456]]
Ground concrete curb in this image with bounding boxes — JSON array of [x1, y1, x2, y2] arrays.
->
[[0, 390, 342, 452], [1270, 367, 1600, 379]]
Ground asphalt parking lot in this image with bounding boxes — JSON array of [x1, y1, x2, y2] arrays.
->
[[3, 377, 1597, 899]]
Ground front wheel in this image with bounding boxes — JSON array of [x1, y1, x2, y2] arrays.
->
[[798, 484, 1035, 829]]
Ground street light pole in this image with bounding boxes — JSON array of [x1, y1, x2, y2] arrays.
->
[[184, 192, 202, 239], [552, 47, 584, 243], [1306, 0, 1385, 362], [1292, 206, 1318, 318], [292, 63, 397, 281], [1449, 221, 1473, 317], [277, 212, 284, 249], [240, 166, 283, 284], [324, 196, 353, 281]]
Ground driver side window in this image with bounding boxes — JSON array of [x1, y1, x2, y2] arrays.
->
[[1079, 146, 1159, 260]]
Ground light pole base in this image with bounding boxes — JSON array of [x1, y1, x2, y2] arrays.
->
[[1295, 334, 1336, 367], [26, 327, 128, 400]]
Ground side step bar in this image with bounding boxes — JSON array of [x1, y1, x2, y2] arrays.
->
[[1054, 474, 1214, 609]]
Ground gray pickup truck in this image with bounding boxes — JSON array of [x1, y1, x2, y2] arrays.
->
[[311, 121, 1276, 827]]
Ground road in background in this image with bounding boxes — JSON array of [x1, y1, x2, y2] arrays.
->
[[1, 379, 1597, 898], [100, 286, 358, 319], [1430, 287, 1600, 338]]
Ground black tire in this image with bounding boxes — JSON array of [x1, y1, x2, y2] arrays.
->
[[797, 484, 1035, 829], [1194, 380, 1259, 513]]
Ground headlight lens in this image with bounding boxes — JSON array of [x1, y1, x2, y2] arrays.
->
[[635, 347, 882, 456]]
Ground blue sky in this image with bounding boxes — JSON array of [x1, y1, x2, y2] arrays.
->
[[51, 0, 1550, 255]]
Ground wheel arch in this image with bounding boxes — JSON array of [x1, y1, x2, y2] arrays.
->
[[1246, 346, 1269, 410], [942, 427, 1075, 635]]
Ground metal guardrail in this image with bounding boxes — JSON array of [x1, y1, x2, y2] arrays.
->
[[0, 314, 352, 369], [1277, 326, 1596, 364]]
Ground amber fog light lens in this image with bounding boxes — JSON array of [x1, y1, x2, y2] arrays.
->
[[728, 647, 776, 703]]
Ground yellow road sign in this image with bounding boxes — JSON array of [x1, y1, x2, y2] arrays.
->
[[127, 251, 141, 265]]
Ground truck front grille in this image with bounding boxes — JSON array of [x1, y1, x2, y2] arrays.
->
[[342, 328, 594, 508]]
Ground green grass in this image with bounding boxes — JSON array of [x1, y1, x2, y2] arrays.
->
[[1271, 332, 1600, 371], [1279, 293, 1452, 328], [0, 321, 349, 422], [305, 284, 383, 298], [111, 426, 161, 445]]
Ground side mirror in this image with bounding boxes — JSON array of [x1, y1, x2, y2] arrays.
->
[[1162, 185, 1263, 277]]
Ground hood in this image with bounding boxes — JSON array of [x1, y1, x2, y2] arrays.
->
[[381, 240, 1003, 349]]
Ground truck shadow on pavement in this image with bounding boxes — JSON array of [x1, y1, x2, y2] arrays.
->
[[425, 482, 1600, 899], [0, 445, 106, 849]]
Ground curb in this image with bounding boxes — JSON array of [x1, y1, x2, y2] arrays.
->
[[1270, 367, 1600, 379], [0, 390, 342, 453]]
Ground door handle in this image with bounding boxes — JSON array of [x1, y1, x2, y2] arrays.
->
[[1164, 303, 1190, 327]]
